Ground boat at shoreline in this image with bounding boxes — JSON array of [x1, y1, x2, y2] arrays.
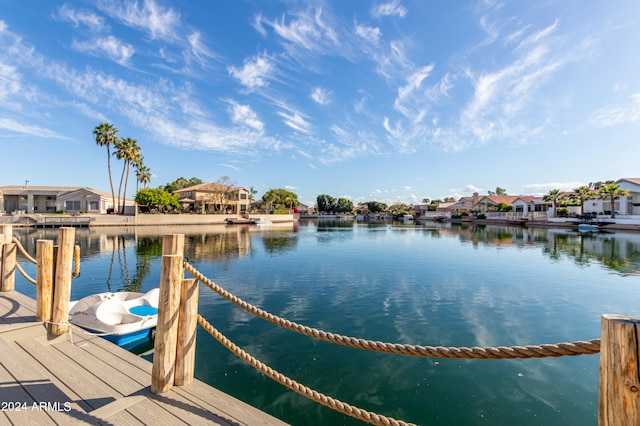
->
[[68, 288, 159, 345], [578, 224, 600, 232]]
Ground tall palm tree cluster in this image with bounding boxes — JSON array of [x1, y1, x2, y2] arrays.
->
[[544, 181, 630, 218], [93, 123, 152, 214]]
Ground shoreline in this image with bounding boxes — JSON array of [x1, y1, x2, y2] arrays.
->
[[0, 213, 297, 228]]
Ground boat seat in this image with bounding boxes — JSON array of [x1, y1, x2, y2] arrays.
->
[[129, 305, 158, 316], [95, 300, 145, 326]]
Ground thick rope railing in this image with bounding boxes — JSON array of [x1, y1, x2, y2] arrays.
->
[[12, 236, 36, 264], [197, 314, 414, 426], [185, 262, 600, 359], [10, 236, 80, 283], [14, 262, 37, 285]]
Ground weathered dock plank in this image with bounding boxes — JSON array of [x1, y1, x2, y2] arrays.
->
[[0, 291, 288, 426]]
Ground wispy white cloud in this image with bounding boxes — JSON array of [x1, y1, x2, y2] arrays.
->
[[226, 99, 264, 132], [355, 23, 381, 45], [465, 185, 483, 193], [254, 6, 341, 62], [219, 163, 241, 172], [394, 64, 434, 118], [310, 87, 331, 105], [98, 0, 181, 41], [459, 20, 571, 145], [0, 61, 22, 107], [71, 36, 134, 65], [589, 93, 640, 127], [372, 1, 407, 19], [277, 108, 312, 134], [228, 53, 275, 91], [0, 117, 67, 139], [56, 4, 107, 32], [187, 31, 216, 64]]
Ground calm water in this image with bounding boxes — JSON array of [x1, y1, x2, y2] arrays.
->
[[12, 221, 640, 425]]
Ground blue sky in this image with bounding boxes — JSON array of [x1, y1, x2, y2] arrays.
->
[[1, 1, 639, 206]]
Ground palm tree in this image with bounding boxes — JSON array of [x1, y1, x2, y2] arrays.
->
[[543, 189, 564, 218], [114, 137, 140, 214], [570, 186, 595, 216], [93, 123, 119, 213], [135, 162, 152, 193], [598, 183, 629, 218], [248, 186, 258, 211]]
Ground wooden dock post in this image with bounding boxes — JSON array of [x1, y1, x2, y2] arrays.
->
[[151, 234, 185, 394], [36, 239, 54, 322], [50, 227, 75, 336], [175, 277, 199, 386], [598, 314, 640, 425], [1, 225, 16, 291]]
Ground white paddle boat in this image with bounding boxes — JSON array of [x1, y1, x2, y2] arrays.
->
[[68, 288, 159, 346]]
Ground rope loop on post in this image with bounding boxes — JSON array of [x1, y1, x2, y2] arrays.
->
[[72, 244, 81, 278]]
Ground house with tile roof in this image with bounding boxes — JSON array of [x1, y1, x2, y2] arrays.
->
[[173, 182, 250, 214]]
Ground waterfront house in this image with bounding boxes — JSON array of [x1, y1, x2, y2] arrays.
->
[[448, 193, 480, 213], [174, 182, 250, 214], [474, 195, 519, 212], [0, 185, 131, 215], [615, 178, 640, 216], [511, 196, 551, 215]]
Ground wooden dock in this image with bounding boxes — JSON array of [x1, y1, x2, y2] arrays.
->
[[0, 290, 288, 426]]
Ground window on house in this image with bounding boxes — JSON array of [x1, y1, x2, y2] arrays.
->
[[240, 193, 247, 199], [89, 200, 99, 210], [65, 200, 81, 211], [240, 204, 247, 211]]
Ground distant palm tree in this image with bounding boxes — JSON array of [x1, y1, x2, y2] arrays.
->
[[570, 186, 595, 215], [543, 189, 564, 218], [248, 186, 258, 210], [599, 183, 629, 218], [93, 123, 119, 212], [135, 162, 152, 192], [114, 137, 140, 214]]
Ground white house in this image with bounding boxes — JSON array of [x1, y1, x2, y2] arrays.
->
[[616, 178, 640, 216]]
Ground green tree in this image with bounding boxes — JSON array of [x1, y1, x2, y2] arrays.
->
[[114, 137, 140, 214], [316, 194, 336, 213], [248, 186, 258, 210], [497, 202, 512, 212], [135, 188, 179, 212], [135, 161, 152, 193], [93, 123, 119, 212], [389, 203, 409, 215], [335, 197, 354, 213], [263, 188, 299, 211], [543, 189, 564, 218], [161, 177, 203, 193], [365, 201, 387, 213], [570, 186, 594, 215], [598, 183, 629, 218]]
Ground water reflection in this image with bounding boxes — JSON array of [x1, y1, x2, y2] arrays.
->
[[13, 223, 640, 295]]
